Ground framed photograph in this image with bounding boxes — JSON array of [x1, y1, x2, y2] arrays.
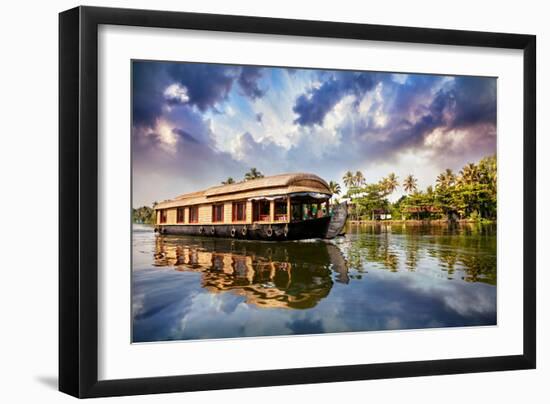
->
[[59, 6, 536, 398]]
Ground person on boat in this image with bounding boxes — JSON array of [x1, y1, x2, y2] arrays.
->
[[318, 205, 325, 218], [311, 204, 318, 218], [303, 206, 310, 220]]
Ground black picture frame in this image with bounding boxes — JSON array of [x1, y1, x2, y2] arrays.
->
[[59, 5, 536, 398]]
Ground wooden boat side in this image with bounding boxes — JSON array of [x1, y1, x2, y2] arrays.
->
[[156, 217, 331, 241]]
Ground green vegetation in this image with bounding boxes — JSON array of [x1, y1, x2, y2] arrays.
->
[[135, 156, 497, 224], [222, 168, 265, 184], [328, 180, 341, 195], [132, 202, 157, 224], [244, 167, 264, 181], [341, 155, 497, 222], [345, 223, 496, 284]]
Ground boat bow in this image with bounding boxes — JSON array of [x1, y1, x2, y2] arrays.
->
[[325, 202, 348, 239]]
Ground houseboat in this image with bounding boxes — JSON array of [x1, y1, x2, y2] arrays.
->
[[154, 172, 347, 241]]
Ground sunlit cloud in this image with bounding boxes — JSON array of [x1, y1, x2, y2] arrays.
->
[[163, 83, 190, 104], [132, 61, 496, 207]]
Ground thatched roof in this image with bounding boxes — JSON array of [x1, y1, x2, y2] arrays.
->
[[156, 172, 331, 209]]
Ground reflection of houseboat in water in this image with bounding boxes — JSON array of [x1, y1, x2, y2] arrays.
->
[[154, 173, 347, 241], [154, 237, 349, 309]]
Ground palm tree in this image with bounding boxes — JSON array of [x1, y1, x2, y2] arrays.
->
[[403, 174, 418, 194], [328, 180, 341, 196], [343, 171, 355, 188], [244, 168, 264, 181], [436, 168, 455, 189], [459, 163, 478, 185], [222, 177, 235, 185], [381, 173, 399, 195], [436, 173, 446, 189], [478, 155, 497, 189], [444, 168, 456, 185], [355, 171, 365, 187]]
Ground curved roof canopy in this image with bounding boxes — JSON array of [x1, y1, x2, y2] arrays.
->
[[155, 172, 331, 209]]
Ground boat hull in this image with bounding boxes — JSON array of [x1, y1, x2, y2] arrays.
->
[[155, 217, 331, 241]]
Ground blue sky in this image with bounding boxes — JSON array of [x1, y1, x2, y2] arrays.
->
[[132, 60, 496, 207]]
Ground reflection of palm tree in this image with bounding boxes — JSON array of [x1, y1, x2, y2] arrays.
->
[[244, 168, 264, 181], [404, 234, 419, 272], [222, 177, 235, 185], [403, 174, 418, 194], [328, 181, 341, 196], [439, 250, 458, 275]]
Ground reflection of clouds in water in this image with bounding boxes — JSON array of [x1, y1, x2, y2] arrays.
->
[[397, 270, 496, 317], [132, 291, 146, 318], [441, 285, 495, 317], [134, 267, 495, 342], [132, 225, 496, 342], [173, 293, 294, 339], [133, 270, 198, 342]]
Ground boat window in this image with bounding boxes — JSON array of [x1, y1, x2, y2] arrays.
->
[[274, 200, 288, 221], [159, 209, 167, 224], [176, 207, 184, 223], [291, 203, 301, 222], [212, 204, 224, 223], [232, 201, 246, 222], [253, 200, 271, 222], [189, 206, 199, 223], [303, 204, 317, 220]]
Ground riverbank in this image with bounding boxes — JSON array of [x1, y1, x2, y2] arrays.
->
[[348, 219, 496, 225]]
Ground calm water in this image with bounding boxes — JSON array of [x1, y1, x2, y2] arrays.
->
[[132, 223, 496, 342]]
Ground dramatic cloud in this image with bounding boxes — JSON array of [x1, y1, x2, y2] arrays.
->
[[132, 60, 496, 206], [362, 75, 497, 164], [165, 63, 238, 112], [293, 71, 377, 126], [132, 61, 266, 128], [132, 61, 169, 128], [237, 67, 266, 99]]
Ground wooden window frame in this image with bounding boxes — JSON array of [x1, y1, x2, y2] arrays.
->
[[188, 206, 199, 223], [159, 209, 167, 224], [232, 201, 246, 222], [212, 204, 224, 223], [176, 207, 184, 223], [274, 200, 288, 222], [253, 200, 271, 222]]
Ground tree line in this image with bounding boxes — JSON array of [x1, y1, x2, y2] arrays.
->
[[132, 204, 157, 224], [133, 157, 497, 224], [330, 155, 497, 222]]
